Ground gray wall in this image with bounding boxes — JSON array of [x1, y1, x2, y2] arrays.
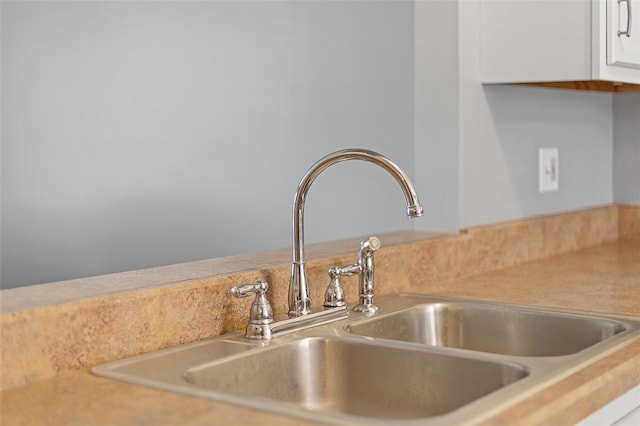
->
[[414, 0, 460, 233], [1, 1, 415, 287], [1, 1, 637, 288], [460, 85, 613, 227], [613, 94, 640, 204]]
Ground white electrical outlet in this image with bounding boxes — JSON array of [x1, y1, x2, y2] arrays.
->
[[539, 148, 559, 193]]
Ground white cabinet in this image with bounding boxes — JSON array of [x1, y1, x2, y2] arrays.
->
[[481, 0, 640, 90]]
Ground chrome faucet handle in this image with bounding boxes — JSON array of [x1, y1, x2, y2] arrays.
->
[[231, 279, 274, 340], [324, 264, 361, 308]]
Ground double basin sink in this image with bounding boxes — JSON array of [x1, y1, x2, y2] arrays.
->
[[92, 294, 640, 425]]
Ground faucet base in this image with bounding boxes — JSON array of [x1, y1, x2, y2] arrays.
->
[[288, 305, 312, 318], [244, 321, 273, 340], [353, 303, 379, 314]]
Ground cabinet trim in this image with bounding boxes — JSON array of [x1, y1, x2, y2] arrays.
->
[[515, 81, 640, 93]]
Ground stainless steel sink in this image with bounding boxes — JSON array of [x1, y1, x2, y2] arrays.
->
[[93, 293, 640, 425], [346, 300, 627, 357], [184, 337, 528, 420]]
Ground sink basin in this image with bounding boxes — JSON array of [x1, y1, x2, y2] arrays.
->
[[346, 301, 627, 356], [184, 337, 528, 420]]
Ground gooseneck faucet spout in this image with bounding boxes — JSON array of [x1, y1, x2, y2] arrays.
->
[[288, 149, 424, 318]]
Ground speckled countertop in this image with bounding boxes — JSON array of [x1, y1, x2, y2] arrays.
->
[[1, 206, 639, 425]]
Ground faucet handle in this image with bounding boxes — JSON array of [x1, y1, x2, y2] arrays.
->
[[231, 279, 268, 298], [331, 264, 361, 276], [231, 279, 274, 340], [324, 264, 361, 308]]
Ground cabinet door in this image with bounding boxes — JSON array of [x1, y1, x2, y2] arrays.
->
[[607, 0, 640, 67]]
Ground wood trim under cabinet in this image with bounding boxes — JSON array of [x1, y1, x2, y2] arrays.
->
[[517, 81, 640, 93]]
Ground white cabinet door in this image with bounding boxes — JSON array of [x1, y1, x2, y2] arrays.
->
[[607, 0, 640, 68]]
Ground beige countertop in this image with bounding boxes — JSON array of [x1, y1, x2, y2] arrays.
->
[[2, 239, 639, 426]]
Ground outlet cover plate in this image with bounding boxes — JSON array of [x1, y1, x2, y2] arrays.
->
[[539, 148, 559, 193]]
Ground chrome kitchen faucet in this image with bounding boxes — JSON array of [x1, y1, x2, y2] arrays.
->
[[288, 149, 424, 318]]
